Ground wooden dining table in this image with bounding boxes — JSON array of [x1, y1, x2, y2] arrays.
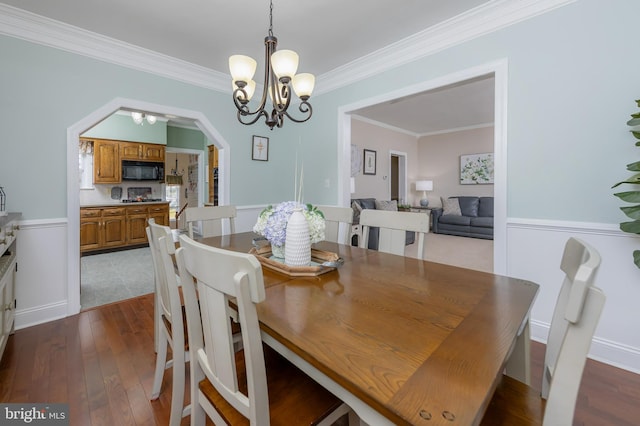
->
[[196, 232, 539, 426]]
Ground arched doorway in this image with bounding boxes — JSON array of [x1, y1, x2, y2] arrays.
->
[[66, 97, 230, 315]]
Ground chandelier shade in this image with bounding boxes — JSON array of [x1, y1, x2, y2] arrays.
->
[[131, 112, 156, 125], [230, 0, 314, 129]]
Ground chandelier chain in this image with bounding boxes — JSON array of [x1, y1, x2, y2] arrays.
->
[[268, 0, 274, 37]]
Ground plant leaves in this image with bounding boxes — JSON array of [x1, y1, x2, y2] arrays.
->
[[627, 161, 640, 171], [632, 112, 640, 118], [636, 99, 640, 108], [632, 130, 640, 140], [621, 205, 640, 219], [628, 117, 640, 126], [614, 191, 640, 202], [620, 220, 640, 234], [612, 172, 640, 188], [634, 250, 640, 269]]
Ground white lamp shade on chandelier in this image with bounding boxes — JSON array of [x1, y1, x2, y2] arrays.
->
[[131, 112, 156, 125], [416, 180, 433, 207]]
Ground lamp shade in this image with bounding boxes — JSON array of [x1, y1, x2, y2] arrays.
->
[[229, 55, 257, 83], [233, 79, 256, 102], [271, 49, 299, 81], [292, 73, 315, 99], [416, 180, 433, 191]]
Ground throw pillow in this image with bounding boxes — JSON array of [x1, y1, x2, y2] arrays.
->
[[442, 198, 462, 216], [351, 201, 363, 224], [375, 200, 398, 211]]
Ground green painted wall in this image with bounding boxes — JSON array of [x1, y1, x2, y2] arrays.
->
[[82, 113, 167, 144], [1, 0, 639, 224], [167, 126, 207, 151]]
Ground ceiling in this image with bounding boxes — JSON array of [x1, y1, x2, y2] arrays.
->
[[1, 0, 496, 134]]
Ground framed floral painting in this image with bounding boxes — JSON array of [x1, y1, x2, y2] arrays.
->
[[460, 153, 494, 184]]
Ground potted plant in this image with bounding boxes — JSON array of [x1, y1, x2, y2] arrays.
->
[[612, 99, 640, 268]]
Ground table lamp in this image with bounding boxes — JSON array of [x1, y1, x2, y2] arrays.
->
[[416, 180, 433, 207]]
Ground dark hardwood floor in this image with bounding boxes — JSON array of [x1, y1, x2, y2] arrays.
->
[[1, 293, 639, 425]]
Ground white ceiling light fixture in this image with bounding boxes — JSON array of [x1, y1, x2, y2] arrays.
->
[[229, 0, 315, 130], [131, 111, 157, 125]]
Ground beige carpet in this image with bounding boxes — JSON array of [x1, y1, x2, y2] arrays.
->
[[404, 232, 493, 273]]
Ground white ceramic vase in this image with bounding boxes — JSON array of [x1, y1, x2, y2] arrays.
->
[[285, 207, 311, 266]]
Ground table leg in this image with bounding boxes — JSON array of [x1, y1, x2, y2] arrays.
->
[[505, 317, 531, 385]]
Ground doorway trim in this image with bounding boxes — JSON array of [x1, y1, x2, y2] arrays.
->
[[67, 97, 231, 315], [389, 151, 408, 203], [337, 59, 508, 274]]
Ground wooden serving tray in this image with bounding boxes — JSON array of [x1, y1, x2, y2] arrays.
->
[[249, 245, 342, 277]]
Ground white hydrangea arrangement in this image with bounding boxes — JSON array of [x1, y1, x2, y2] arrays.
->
[[253, 201, 326, 247]]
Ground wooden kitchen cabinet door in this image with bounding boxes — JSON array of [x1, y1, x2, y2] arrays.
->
[[148, 204, 169, 226], [103, 216, 126, 247], [142, 144, 165, 162], [80, 208, 102, 252], [126, 205, 149, 244], [120, 142, 142, 160], [93, 140, 120, 183]]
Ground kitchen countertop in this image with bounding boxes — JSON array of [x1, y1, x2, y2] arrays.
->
[[80, 201, 170, 208]]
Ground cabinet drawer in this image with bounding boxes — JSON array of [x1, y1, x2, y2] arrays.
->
[[103, 207, 126, 216], [81, 208, 102, 218], [148, 205, 168, 213], [126, 206, 149, 215]]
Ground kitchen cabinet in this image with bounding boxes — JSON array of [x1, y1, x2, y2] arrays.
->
[[81, 203, 169, 253], [120, 141, 165, 162], [148, 204, 170, 227], [127, 205, 150, 245], [92, 139, 120, 183], [80, 207, 126, 252], [85, 138, 166, 184], [0, 213, 20, 362]]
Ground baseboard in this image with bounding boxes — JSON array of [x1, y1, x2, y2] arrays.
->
[[531, 319, 640, 375], [15, 300, 68, 330]]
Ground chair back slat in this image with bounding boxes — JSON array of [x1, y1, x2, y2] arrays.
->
[[317, 205, 353, 245], [176, 234, 268, 423], [185, 205, 237, 238], [543, 238, 603, 403], [147, 219, 176, 324], [359, 209, 429, 258]]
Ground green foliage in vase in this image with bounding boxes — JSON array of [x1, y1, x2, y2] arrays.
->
[[612, 99, 640, 268]]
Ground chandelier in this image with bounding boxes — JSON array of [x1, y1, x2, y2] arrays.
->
[[229, 0, 315, 130], [131, 112, 157, 125]]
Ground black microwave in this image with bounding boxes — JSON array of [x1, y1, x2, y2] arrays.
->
[[121, 160, 165, 181]]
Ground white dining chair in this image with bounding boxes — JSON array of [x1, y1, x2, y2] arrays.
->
[[185, 205, 236, 238], [175, 234, 354, 426], [317, 205, 353, 245], [147, 219, 189, 426], [359, 209, 430, 259], [481, 237, 605, 425]]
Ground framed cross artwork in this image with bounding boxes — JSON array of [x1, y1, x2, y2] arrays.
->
[[252, 135, 269, 161]]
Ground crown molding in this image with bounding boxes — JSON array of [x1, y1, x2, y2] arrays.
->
[[351, 115, 420, 138], [0, 3, 229, 92], [316, 0, 576, 95], [0, 0, 574, 96]]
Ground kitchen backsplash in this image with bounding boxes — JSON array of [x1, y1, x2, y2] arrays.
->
[[80, 183, 164, 205]]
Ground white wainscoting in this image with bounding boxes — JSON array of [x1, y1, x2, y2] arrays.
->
[[15, 218, 69, 330], [12, 211, 640, 374], [507, 218, 640, 374]]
